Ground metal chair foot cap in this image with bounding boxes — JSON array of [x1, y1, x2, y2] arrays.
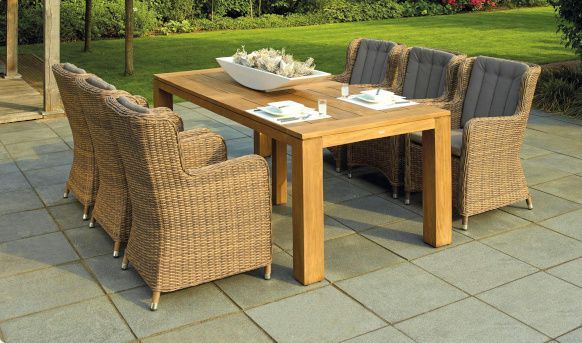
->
[[113, 251, 119, 258], [392, 192, 398, 199], [461, 224, 468, 231], [89, 222, 95, 228], [335, 167, 341, 173], [404, 199, 410, 205], [347, 173, 352, 179], [150, 303, 158, 311], [264, 273, 271, 280], [528, 204, 534, 210], [121, 263, 128, 270], [63, 193, 68, 198], [82, 214, 88, 220]]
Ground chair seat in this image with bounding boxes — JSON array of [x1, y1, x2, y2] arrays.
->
[[410, 129, 463, 157]]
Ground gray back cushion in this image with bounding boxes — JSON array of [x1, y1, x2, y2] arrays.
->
[[402, 47, 454, 99], [118, 96, 150, 114], [87, 76, 116, 91], [350, 39, 397, 85], [461, 56, 528, 127], [63, 63, 86, 74]]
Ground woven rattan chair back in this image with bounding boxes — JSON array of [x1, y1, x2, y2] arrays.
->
[[75, 76, 136, 256], [52, 63, 97, 219]]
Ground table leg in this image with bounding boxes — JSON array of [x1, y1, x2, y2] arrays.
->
[[254, 131, 272, 157], [272, 139, 288, 205], [153, 80, 173, 109], [292, 138, 324, 285], [422, 116, 452, 247]]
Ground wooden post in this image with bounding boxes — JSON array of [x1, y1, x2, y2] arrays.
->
[[292, 138, 325, 285], [422, 116, 452, 247], [271, 139, 288, 205], [125, 0, 134, 76], [43, 0, 62, 113], [5, 0, 20, 79], [84, 0, 92, 52]]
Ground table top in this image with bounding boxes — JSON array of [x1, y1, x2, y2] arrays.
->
[[154, 68, 450, 144]]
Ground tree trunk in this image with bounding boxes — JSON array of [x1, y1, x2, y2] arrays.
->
[[211, 0, 214, 20], [249, 0, 253, 18], [258, 0, 261, 16], [125, 0, 134, 76], [84, 0, 92, 52]]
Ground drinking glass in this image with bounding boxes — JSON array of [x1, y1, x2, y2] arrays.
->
[[318, 99, 327, 115], [341, 83, 349, 98]]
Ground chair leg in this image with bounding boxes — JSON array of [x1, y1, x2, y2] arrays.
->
[[63, 185, 69, 199], [121, 253, 129, 270], [150, 291, 161, 311], [526, 196, 534, 210], [335, 159, 341, 173], [264, 264, 272, 280], [461, 215, 469, 231], [404, 192, 411, 205], [347, 169, 353, 179], [113, 241, 121, 258], [89, 216, 95, 228], [82, 204, 90, 220], [392, 185, 398, 199]]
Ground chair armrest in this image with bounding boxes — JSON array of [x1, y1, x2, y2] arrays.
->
[[178, 129, 227, 170], [462, 114, 525, 151], [125, 95, 149, 108], [181, 155, 271, 226]]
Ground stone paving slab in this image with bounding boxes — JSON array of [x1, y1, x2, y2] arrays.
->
[[395, 297, 549, 342], [247, 286, 386, 343], [0, 107, 581, 342], [0, 297, 135, 343], [477, 272, 582, 338]]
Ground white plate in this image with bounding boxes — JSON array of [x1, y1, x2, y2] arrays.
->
[[258, 105, 304, 117], [354, 93, 383, 103]]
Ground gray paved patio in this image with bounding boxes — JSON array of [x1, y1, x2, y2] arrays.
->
[[0, 104, 581, 342]]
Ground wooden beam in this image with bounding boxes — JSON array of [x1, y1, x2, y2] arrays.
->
[[43, 0, 62, 113], [5, 0, 20, 79]]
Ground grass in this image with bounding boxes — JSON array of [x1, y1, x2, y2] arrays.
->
[[22, 6, 576, 102]]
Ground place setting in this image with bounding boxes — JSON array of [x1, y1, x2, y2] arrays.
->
[[246, 100, 331, 125], [338, 84, 418, 110]]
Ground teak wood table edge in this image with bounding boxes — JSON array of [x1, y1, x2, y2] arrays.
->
[[153, 70, 453, 285]]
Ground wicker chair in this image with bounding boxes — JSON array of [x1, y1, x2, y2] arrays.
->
[[404, 56, 541, 230], [75, 76, 150, 257], [105, 96, 272, 311], [52, 63, 97, 220], [329, 38, 406, 172], [346, 47, 466, 198]]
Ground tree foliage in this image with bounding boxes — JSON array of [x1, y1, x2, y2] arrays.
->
[[550, 0, 582, 59]]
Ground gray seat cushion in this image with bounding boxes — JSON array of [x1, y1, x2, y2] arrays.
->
[[86, 76, 116, 91], [63, 63, 86, 74], [402, 47, 455, 100], [461, 56, 528, 127], [117, 96, 150, 114], [410, 129, 463, 157], [350, 39, 397, 85]]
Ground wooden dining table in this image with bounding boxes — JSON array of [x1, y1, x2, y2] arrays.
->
[[153, 68, 452, 286]]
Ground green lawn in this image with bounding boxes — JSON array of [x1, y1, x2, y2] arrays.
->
[[22, 6, 575, 101]]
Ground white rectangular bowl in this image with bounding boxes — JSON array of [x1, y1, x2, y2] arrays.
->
[[216, 56, 331, 92]]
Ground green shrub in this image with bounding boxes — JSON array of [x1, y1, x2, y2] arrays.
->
[[401, 0, 457, 17], [550, 0, 582, 60], [564, 91, 582, 117], [0, 0, 158, 45], [320, 0, 402, 22], [534, 66, 582, 113], [497, 0, 548, 7]]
